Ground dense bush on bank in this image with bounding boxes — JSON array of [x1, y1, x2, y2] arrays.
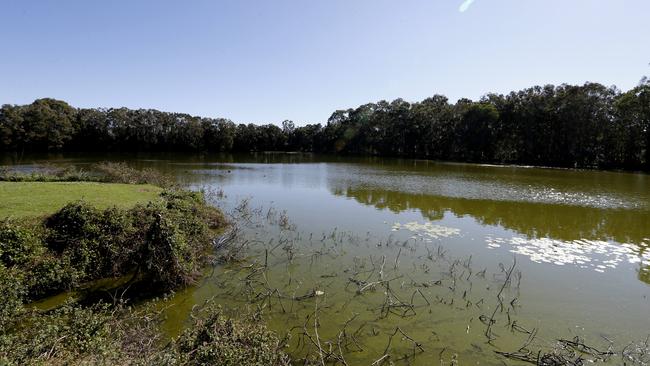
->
[[0, 189, 224, 300]]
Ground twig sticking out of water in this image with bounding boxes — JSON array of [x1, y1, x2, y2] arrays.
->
[[394, 248, 402, 270], [496, 335, 616, 365], [485, 256, 517, 344], [372, 326, 425, 365]]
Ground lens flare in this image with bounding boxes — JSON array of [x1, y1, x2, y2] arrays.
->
[[459, 0, 476, 12]]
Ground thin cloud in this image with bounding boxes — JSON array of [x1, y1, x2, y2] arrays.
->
[[459, 0, 476, 12]]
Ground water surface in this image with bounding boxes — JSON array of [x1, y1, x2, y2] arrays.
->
[[6, 153, 650, 364]]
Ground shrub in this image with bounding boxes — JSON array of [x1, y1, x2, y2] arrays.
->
[[0, 165, 94, 182], [162, 189, 225, 232], [0, 162, 174, 187], [16, 189, 227, 299], [0, 219, 43, 266], [0, 264, 25, 329], [135, 202, 202, 290], [27, 253, 80, 299], [94, 162, 175, 187], [0, 299, 291, 366], [0, 301, 121, 365], [45, 201, 103, 252], [154, 303, 291, 366]]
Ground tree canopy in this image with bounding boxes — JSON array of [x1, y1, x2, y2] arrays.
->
[[2, 79, 649, 170]]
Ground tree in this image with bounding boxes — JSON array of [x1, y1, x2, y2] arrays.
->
[[1, 78, 648, 170], [454, 101, 499, 162], [0, 104, 25, 151], [21, 99, 76, 151], [615, 77, 650, 169]]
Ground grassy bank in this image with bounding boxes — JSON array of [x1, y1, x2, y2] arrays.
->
[[0, 181, 162, 218], [0, 164, 290, 365]]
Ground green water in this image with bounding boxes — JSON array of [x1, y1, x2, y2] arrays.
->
[[6, 153, 650, 365]]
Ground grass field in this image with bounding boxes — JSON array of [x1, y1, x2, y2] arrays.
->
[[0, 182, 163, 218]]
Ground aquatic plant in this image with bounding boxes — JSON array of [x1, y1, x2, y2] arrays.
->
[[187, 198, 650, 365]]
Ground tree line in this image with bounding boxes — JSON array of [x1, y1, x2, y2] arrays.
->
[[1, 78, 649, 170]]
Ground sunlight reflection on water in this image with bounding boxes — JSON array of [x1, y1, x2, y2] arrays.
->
[[486, 235, 650, 273]]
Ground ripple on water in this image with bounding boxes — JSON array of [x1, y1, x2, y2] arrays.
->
[[524, 186, 635, 209]]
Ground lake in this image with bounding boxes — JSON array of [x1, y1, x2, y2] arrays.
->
[[5, 153, 650, 365]]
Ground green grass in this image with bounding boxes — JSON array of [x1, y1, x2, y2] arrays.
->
[[0, 182, 163, 218]]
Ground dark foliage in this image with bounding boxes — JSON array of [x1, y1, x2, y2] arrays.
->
[[2, 78, 649, 170]]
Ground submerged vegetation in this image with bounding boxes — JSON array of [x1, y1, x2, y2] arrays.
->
[[1, 78, 650, 169], [166, 193, 650, 365]]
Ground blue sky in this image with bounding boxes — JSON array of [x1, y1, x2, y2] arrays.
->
[[1, 0, 648, 125]]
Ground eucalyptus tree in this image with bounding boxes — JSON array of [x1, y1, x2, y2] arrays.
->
[[2, 79, 649, 170]]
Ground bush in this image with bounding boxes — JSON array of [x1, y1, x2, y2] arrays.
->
[[132, 202, 202, 290], [0, 301, 122, 365], [27, 253, 80, 299], [0, 188, 226, 300], [0, 162, 174, 187], [0, 219, 43, 266], [0, 165, 94, 182], [46, 201, 104, 251], [0, 299, 291, 366], [154, 303, 291, 366], [9, 189, 227, 299], [94, 162, 175, 187], [0, 264, 25, 330]]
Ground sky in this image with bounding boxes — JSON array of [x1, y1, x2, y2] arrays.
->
[[1, 0, 649, 125]]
